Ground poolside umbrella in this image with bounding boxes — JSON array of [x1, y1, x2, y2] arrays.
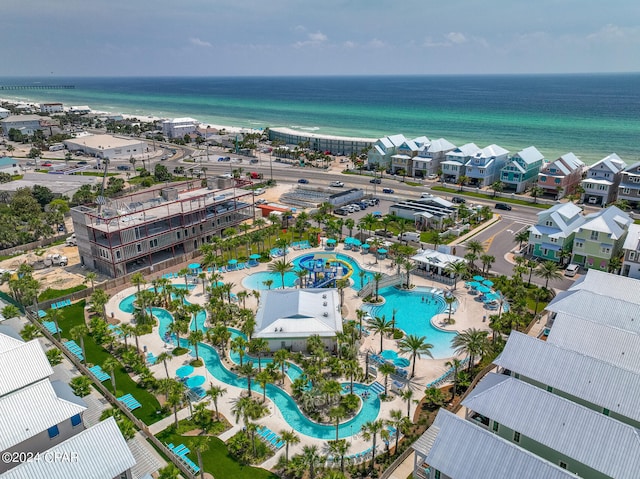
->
[[378, 248, 388, 254], [477, 285, 491, 294], [361, 244, 371, 249], [188, 262, 200, 270], [467, 281, 481, 289], [482, 279, 494, 287], [326, 238, 337, 244], [186, 375, 205, 388], [249, 254, 261, 259], [352, 239, 362, 246], [176, 365, 194, 378], [228, 259, 238, 265], [344, 237, 354, 244], [473, 275, 485, 282]]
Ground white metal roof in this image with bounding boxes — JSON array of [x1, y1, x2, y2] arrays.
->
[[480, 144, 509, 158], [0, 379, 86, 450], [494, 331, 640, 423], [569, 269, 640, 304], [426, 138, 456, 153], [515, 146, 545, 165], [64, 134, 145, 150], [534, 202, 585, 238], [254, 289, 343, 339], [0, 417, 136, 479], [463, 374, 640, 479], [576, 206, 631, 239], [548, 313, 640, 373], [411, 249, 467, 267], [587, 153, 626, 174], [412, 409, 576, 479], [623, 223, 640, 251], [0, 338, 53, 396], [447, 142, 480, 158]]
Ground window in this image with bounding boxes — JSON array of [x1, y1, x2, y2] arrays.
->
[[630, 251, 636, 261], [622, 188, 631, 194], [514, 373, 520, 379], [70, 414, 82, 427], [136, 243, 142, 253], [434, 470, 441, 479], [602, 246, 611, 254], [540, 176, 547, 182], [555, 178, 561, 184], [590, 231, 598, 241], [545, 221, 553, 227], [547, 385, 553, 392], [48, 425, 59, 439], [559, 461, 567, 470], [492, 421, 499, 432], [115, 250, 121, 259], [513, 431, 521, 443], [574, 240, 584, 248], [550, 238, 558, 243]]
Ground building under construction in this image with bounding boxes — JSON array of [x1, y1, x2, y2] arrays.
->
[[70, 179, 254, 277]]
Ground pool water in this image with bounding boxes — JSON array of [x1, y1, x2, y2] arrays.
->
[[156, 309, 381, 439], [364, 286, 457, 358], [118, 284, 195, 314]]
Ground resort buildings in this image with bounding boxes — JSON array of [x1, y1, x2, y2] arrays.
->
[[0, 328, 136, 478], [0, 114, 59, 138], [39, 102, 64, 114], [64, 134, 148, 160], [440, 143, 480, 184], [463, 144, 509, 188], [528, 202, 585, 263], [412, 270, 640, 479], [616, 161, 640, 207], [161, 117, 199, 139], [269, 127, 375, 156], [412, 138, 457, 178], [537, 153, 585, 199], [253, 289, 343, 352], [70, 179, 254, 278], [388, 197, 457, 231], [500, 146, 545, 193], [580, 153, 626, 206]]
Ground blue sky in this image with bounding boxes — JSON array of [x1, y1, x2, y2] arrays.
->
[[3, 0, 639, 76]]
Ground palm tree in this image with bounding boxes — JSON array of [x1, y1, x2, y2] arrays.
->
[[367, 315, 392, 353], [158, 464, 180, 479], [262, 279, 274, 290], [69, 325, 88, 364], [531, 287, 549, 316], [301, 445, 323, 479], [530, 184, 544, 204], [167, 382, 185, 427], [451, 328, 490, 372], [372, 272, 383, 301], [279, 429, 300, 464], [249, 337, 269, 372], [398, 334, 434, 378], [102, 357, 120, 394], [192, 438, 208, 479], [295, 269, 308, 288], [445, 261, 468, 290], [188, 329, 204, 361], [480, 254, 495, 275], [231, 336, 248, 366], [465, 240, 484, 270], [535, 260, 563, 289], [327, 439, 350, 474], [356, 309, 366, 339], [268, 259, 294, 289], [444, 295, 456, 323], [84, 271, 98, 290], [273, 348, 290, 384], [207, 384, 227, 420], [379, 363, 396, 396], [238, 361, 256, 397], [387, 409, 410, 454], [489, 181, 504, 198], [329, 406, 346, 440], [401, 388, 414, 419], [156, 352, 172, 378], [444, 358, 463, 401], [130, 271, 146, 295], [255, 370, 272, 403], [457, 175, 469, 191], [360, 420, 384, 470], [514, 230, 530, 250]]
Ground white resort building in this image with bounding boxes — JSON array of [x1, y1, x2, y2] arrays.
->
[[253, 289, 343, 352]]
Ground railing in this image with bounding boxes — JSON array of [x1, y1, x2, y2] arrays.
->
[[379, 446, 414, 479], [411, 269, 455, 286], [25, 311, 197, 479], [358, 274, 405, 298]]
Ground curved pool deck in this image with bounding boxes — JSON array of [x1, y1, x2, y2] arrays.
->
[[153, 307, 381, 440]]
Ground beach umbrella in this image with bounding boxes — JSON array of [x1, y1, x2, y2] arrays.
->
[[188, 262, 200, 270], [186, 375, 205, 388], [467, 281, 480, 289], [477, 285, 491, 294], [176, 365, 194, 378], [473, 275, 485, 282], [482, 279, 494, 287], [228, 259, 238, 265], [249, 253, 261, 259]]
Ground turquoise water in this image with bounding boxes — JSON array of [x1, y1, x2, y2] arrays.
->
[[155, 310, 381, 439], [118, 284, 195, 314], [3, 75, 640, 163], [241, 253, 376, 291], [364, 286, 457, 359]]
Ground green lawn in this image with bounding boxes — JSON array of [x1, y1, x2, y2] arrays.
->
[[430, 186, 550, 209], [57, 301, 165, 425], [155, 431, 279, 479], [39, 284, 87, 301]]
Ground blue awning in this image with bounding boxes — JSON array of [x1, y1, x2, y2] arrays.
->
[[541, 242, 561, 251]]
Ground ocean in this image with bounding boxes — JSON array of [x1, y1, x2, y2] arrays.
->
[[1, 74, 639, 165]]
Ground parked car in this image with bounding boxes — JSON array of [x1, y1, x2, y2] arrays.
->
[[368, 198, 380, 206], [77, 161, 88, 165], [382, 188, 394, 194], [116, 165, 131, 171], [564, 263, 579, 277], [330, 181, 344, 187], [421, 192, 434, 199], [452, 196, 466, 204], [427, 173, 438, 180], [370, 178, 381, 184], [298, 178, 309, 184], [495, 203, 512, 211], [351, 204, 361, 211], [372, 211, 383, 218], [255, 199, 267, 205], [334, 208, 348, 216], [41, 162, 52, 167]]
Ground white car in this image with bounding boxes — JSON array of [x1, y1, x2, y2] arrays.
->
[[427, 174, 438, 180], [351, 204, 361, 211], [330, 181, 344, 187]]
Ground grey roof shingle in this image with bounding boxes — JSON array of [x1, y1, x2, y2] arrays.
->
[[412, 409, 576, 479], [463, 374, 640, 479]]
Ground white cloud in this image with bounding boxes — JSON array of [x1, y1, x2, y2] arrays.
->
[[308, 32, 327, 42], [446, 32, 467, 44], [343, 41, 356, 48], [587, 24, 640, 42], [367, 38, 386, 48], [294, 31, 328, 48], [189, 37, 212, 48]]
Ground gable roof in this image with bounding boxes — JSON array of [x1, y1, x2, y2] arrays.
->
[[544, 152, 585, 176], [254, 289, 343, 339], [588, 153, 626, 174], [463, 374, 640, 479], [448, 142, 480, 158], [531, 202, 584, 238], [514, 146, 544, 165], [427, 138, 456, 153], [479, 144, 509, 158], [569, 268, 640, 304], [548, 313, 640, 373], [412, 409, 576, 479], [0, 417, 136, 479], [0, 338, 53, 396], [623, 223, 640, 251], [494, 331, 640, 423], [576, 205, 631, 239]]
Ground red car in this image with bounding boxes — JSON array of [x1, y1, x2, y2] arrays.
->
[[41, 162, 53, 167]]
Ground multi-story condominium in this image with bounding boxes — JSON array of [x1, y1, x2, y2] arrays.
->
[[528, 202, 585, 262], [161, 117, 199, 138], [412, 138, 456, 178], [440, 143, 480, 184], [367, 134, 407, 170], [0, 329, 136, 478], [464, 144, 509, 188], [70, 179, 254, 278], [500, 146, 545, 193], [39, 102, 64, 114], [0, 114, 57, 137], [570, 205, 631, 271], [537, 153, 585, 198], [621, 223, 640, 279], [616, 161, 640, 206], [413, 270, 640, 479], [391, 138, 422, 176], [268, 128, 374, 156], [580, 153, 626, 206]]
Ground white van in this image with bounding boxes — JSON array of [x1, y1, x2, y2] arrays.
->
[[398, 231, 421, 242], [420, 192, 434, 199], [564, 263, 579, 277]]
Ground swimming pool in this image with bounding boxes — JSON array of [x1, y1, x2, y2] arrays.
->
[[156, 308, 381, 439], [363, 286, 457, 358], [118, 284, 195, 314]]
